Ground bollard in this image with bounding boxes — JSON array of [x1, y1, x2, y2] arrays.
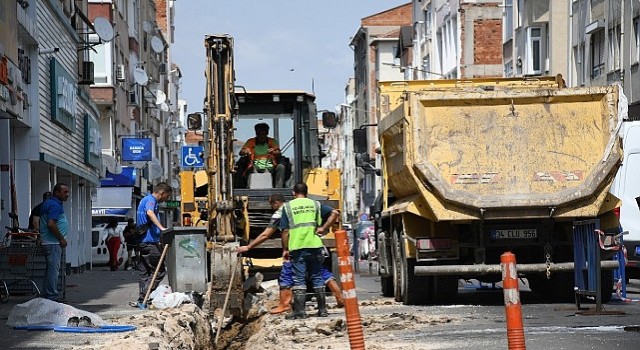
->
[[501, 251, 526, 350], [335, 229, 366, 350]]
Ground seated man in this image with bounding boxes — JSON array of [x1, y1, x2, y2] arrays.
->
[[240, 123, 286, 188]]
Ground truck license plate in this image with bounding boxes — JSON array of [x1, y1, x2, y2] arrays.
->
[[492, 229, 537, 239]]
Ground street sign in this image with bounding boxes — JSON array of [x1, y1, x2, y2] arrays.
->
[[181, 145, 204, 168], [164, 200, 181, 208]]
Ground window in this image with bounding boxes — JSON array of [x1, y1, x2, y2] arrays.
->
[[503, 0, 514, 41], [591, 30, 605, 78], [526, 27, 542, 75], [424, 4, 432, 39], [422, 55, 430, 79], [517, 0, 524, 28], [608, 26, 620, 71], [634, 17, 639, 63], [504, 60, 513, 77], [88, 34, 112, 85]]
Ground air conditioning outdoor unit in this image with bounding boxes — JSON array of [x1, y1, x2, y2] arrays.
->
[[79, 61, 94, 85], [116, 64, 126, 82]]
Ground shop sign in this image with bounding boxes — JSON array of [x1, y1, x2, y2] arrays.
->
[[84, 114, 102, 168], [49, 57, 76, 132]]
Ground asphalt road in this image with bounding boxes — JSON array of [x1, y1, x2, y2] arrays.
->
[[351, 260, 640, 350]]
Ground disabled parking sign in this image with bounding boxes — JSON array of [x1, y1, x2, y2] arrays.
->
[[181, 146, 204, 168]]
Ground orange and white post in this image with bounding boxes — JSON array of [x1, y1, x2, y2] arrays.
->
[[501, 251, 526, 350], [335, 229, 365, 350]]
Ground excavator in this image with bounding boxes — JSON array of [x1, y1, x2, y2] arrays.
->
[[183, 35, 340, 318]]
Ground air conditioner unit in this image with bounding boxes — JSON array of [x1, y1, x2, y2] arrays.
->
[[79, 61, 94, 85], [116, 64, 126, 82]]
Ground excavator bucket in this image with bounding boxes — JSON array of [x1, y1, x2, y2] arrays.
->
[[209, 242, 244, 317]]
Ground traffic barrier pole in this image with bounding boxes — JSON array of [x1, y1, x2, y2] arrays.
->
[[335, 229, 365, 350], [501, 251, 526, 350]]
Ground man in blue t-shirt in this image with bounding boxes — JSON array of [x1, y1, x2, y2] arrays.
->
[[132, 182, 172, 308], [39, 183, 70, 301]]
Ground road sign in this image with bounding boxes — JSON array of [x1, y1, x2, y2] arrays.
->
[[181, 146, 204, 168]]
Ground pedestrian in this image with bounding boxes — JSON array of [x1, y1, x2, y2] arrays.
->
[[28, 191, 52, 232], [279, 182, 339, 319], [237, 193, 344, 313], [104, 217, 123, 271], [122, 218, 140, 270], [39, 183, 70, 302], [131, 182, 172, 308]]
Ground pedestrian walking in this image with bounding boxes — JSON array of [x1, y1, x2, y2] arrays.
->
[[122, 218, 140, 270], [104, 217, 123, 271], [131, 182, 172, 308], [39, 183, 70, 301]]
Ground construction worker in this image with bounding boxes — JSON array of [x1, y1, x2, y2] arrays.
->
[[237, 193, 343, 314], [240, 123, 286, 188], [280, 182, 339, 319]]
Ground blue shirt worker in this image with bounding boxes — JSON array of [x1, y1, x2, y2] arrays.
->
[[279, 182, 339, 319], [39, 183, 70, 301], [132, 182, 172, 308]]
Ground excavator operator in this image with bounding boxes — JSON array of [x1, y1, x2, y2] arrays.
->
[[238, 123, 286, 188]]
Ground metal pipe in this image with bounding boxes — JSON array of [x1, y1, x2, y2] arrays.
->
[[413, 260, 620, 276]]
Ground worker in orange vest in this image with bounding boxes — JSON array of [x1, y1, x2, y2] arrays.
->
[[240, 123, 286, 188]]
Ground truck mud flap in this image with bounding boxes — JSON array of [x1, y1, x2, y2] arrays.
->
[[210, 242, 244, 317]]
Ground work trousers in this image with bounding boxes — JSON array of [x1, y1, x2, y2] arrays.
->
[[137, 242, 166, 302]]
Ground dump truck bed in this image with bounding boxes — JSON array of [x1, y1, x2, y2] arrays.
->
[[378, 79, 622, 220]]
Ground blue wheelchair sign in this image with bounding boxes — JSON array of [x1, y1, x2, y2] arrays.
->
[[181, 146, 204, 168]]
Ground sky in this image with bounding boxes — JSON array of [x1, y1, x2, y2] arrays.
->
[[172, 0, 410, 114]]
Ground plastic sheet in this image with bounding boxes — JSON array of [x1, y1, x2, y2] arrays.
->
[[7, 298, 105, 327]]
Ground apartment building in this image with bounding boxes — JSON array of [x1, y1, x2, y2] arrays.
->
[[348, 3, 411, 218], [569, 0, 640, 119], [407, 0, 503, 79]]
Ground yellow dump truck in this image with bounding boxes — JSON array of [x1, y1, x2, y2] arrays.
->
[[366, 77, 624, 304]]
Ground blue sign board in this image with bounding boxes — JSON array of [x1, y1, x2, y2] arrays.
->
[[122, 138, 152, 161], [181, 145, 204, 167], [100, 167, 136, 187]]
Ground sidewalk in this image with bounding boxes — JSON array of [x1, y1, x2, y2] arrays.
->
[[0, 266, 146, 349]]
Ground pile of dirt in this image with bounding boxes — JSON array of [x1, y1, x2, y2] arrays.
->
[[245, 298, 460, 350], [71, 304, 212, 350]]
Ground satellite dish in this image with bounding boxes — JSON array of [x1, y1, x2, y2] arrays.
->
[[159, 102, 169, 112], [94, 17, 114, 42], [142, 21, 153, 33], [149, 158, 164, 180], [155, 90, 167, 104], [133, 68, 149, 86], [103, 154, 123, 175], [150, 36, 165, 53]]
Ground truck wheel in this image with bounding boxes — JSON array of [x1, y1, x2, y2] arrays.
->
[[390, 230, 405, 302], [401, 258, 431, 305], [380, 275, 394, 297]]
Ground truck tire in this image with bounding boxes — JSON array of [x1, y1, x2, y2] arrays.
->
[[391, 228, 430, 305], [380, 275, 394, 297], [390, 230, 405, 302]]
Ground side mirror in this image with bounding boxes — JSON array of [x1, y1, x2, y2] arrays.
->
[[322, 111, 338, 129], [355, 153, 370, 167], [353, 129, 368, 154], [187, 113, 203, 131]]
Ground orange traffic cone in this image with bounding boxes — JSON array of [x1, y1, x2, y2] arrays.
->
[[501, 251, 526, 350]]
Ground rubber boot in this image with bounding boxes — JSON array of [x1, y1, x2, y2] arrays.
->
[[315, 287, 328, 317], [285, 289, 308, 320], [270, 288, 292, 314], [326, 279, 344, 308]]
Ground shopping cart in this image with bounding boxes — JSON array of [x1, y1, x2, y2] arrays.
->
[[0, 232, 41, 303]]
